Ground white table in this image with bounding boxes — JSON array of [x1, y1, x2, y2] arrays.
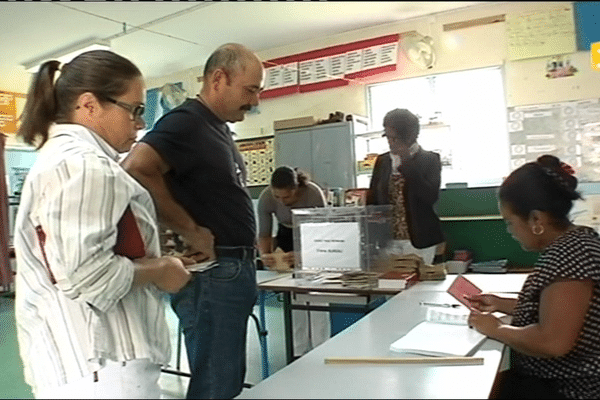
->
[[258, 272, 409, 363], [238, 273, 529, 399]]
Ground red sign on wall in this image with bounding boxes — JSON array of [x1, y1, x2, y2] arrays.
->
[[260, 34, 400, 99]]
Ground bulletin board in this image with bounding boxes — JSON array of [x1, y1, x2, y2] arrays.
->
[[236, 136, 274, 187], [507, 98, 600, 182]]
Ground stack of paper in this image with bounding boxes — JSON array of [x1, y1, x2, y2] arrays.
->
[[469, 259, 508, 273], [389, 308, 486, 357]]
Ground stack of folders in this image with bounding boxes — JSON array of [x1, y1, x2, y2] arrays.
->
[[469, 259, 508, 273], [389, 307, 487, 357], [378, 270, 419, 290]]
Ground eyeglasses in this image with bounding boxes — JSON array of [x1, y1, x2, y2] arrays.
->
[[105, 97, 145, 122]]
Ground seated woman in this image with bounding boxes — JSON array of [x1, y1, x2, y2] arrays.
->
[[257, 166, 330, 357], [467, 155, 600, 399]]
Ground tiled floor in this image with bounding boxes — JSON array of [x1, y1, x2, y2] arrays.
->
[[0, 291, 288, 399]]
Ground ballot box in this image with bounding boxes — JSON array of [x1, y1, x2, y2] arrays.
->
[[291, 205, 393, 274]]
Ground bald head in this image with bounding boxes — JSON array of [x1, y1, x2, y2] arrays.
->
[[203, 43, 262, 83], [200, 43, 264, 123]]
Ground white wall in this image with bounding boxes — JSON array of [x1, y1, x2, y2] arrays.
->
[[143, 1, 599, 141], [10, 1, 598, 145]]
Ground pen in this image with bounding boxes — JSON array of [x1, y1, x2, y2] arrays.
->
[[419, 301, 461, 308]]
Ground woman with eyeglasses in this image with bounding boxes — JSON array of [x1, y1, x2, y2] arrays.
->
[[366, 108, 444, 264], [14, 50, 192, 399]]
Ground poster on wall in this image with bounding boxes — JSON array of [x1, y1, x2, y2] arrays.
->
[[507, 98, 600, 181], [545, 55, 578, 79], [506, 6, 576, 61], [260, 34, 399, 99], [0, 91, 19, 134], [281, 62, 299, 86], [236, 136, 274, 186]]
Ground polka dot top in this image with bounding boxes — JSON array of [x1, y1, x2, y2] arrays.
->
[[511, 226, 600, 399]]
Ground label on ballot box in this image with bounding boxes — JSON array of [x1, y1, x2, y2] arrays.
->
[[299, 222, 361, 270]]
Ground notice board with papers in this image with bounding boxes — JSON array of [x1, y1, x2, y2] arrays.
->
[[507, 98, 600, 182]]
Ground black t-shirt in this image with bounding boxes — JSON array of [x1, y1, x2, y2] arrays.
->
[[140, 98, 256, 247]]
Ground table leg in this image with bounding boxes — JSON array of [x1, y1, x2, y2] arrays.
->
[[283, 291, 294, 364], [176, 321, 182, 370], [258, 290, 270, 379]]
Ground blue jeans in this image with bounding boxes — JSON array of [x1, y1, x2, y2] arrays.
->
[[171, 248, 257, 399]]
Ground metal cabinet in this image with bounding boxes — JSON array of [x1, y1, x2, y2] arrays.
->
[[274, 120, 367, 190]]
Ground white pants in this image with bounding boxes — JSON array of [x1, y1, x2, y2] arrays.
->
[[292, 296, 331, 357], [391, 239, 437, 265], [34, 359, 162, 399]]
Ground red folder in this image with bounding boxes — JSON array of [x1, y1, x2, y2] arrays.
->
[[34, 205, 145, 285], [447, 275, 482, 311], [113, 205, 145, 259]]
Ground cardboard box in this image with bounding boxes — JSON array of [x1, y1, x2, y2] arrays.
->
[[273, 116, 316, 131]]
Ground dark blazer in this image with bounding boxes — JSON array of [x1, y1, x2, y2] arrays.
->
[[366, 149, 444, 249]]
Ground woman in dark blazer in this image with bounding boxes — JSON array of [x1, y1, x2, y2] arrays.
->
[[366, 108, 444, 263]]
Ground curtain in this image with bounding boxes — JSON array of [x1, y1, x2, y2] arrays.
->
[[0, 133, 13, 292]]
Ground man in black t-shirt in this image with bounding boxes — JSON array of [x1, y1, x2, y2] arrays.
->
[[122, 43, 264, 399]]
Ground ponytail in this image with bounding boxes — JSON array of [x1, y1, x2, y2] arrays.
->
[[18, 61, 61, 148], [295, 168, 309, 187], [17, 50, 142, 149]]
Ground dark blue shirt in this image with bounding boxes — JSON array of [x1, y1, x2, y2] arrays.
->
[[140, 98, 256, 247]]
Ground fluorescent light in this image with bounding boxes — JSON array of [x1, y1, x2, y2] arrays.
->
[[21, 38, 110, 74]]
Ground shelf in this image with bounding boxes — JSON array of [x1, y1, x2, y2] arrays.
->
[[355, 130, 384, 139], [440, 215, 503, 221]]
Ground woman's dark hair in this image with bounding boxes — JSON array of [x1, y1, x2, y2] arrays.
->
[[498, 154, 582, 228], [270, 166, 309, 189], [383, 108, 420, 145], [18, 50, 142, 148]]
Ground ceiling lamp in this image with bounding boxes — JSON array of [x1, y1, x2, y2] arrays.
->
[[21, 38, 111, 74]]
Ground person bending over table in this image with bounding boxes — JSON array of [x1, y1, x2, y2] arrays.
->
[[366, 108, 444, 264], [257, 166, 331, 357], [467, 155, 600, 399]]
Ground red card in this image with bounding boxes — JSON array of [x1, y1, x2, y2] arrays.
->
[[447, 275, 482, 310]]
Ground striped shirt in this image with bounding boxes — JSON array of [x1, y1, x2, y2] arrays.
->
[[14, 124, 171, 392]]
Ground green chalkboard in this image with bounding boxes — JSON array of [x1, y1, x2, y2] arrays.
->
[[437, 186, 500, 217]]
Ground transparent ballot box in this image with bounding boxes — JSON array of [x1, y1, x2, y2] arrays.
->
[[291, 205, 393, 278]]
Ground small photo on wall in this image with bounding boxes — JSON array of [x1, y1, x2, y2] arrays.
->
[[545, 55, 578, 79]]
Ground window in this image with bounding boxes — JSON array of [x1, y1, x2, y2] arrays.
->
[[366, 66, 510, 188]]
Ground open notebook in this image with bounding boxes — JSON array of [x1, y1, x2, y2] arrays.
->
[[389, 307, 487, 357]]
